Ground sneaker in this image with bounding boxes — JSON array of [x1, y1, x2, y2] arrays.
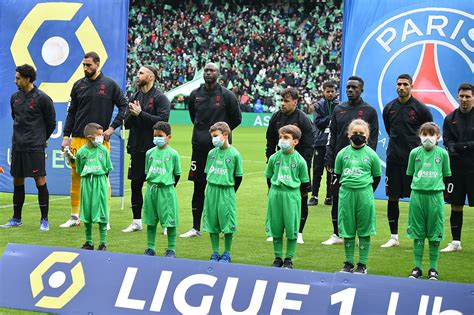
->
[[179, 228, 202, 238], [324, 197, 333, 205], [409, 267, 422, 279], [354, 263, 367, 274], [210, 252, 220, 262], [163, 227, 167, 235], [60, 215, 80, 228], [340, 262, 354, 273], [380, 238, 400, 248], [308, 196, 318, 206], [266, 236, 273, 242], [272, 257, 283, 267], [40, 219, 49, 231], [297, 233, 304, 244], [122, 222, 143, 233], [428, 268, 439, 280], [107, 223, 111, 231], [97, 244, 107, 251], [441, 242, 462, 253], [164, 249, 176, 258], [144, 248, 156, 256], [0, 218, 22, 228], [283, 258, 293, 269], [81, 242, 94, 250], [322, 234, 343, 245], [219, 252, 231, 263]]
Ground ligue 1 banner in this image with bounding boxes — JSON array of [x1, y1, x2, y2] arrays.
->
[[0, 0, 129, 196], [340, 0, 473, 199], [0, 244, 472, 314]]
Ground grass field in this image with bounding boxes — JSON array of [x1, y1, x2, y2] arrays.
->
[[0, 125, 472, 313]]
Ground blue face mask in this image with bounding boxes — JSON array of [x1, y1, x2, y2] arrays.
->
[[153, 136, 166, 148], [278, 139, 292, 152], [212, 136, 224, 148], [93, 135, 104, 147]]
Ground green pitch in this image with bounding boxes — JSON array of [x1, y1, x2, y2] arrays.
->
[[0, 125, 472, 312]]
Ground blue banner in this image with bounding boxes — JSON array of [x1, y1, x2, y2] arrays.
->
[[341, 0, 473, 199], [0, 0, 128, 196], [0, 244, 472, 314]]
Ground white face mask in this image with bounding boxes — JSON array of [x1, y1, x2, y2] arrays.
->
[[93, 135, 104, 146], [278, 139, 292, 152], [420, 136, 436, 149]]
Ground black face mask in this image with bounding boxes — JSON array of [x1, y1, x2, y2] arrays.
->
[[350, 134, 366, 146]]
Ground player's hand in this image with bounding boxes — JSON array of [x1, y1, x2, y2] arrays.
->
[[61, 138, 70, 150], [103, 127, 115, 141], [129, 100, 142, 116], [326, 166, 333, 173], [454, 142, 469, 152]]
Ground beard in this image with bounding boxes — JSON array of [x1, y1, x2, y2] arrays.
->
[[84, 69, 97, 78]]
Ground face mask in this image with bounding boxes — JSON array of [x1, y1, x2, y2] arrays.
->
[[212, 136, 224, 148], [420, 136, 437, 149], [350, 134, 366, 146], [93, 135, 104, 146], [153, 136, 166, 148], [278, 139, 292, 152]]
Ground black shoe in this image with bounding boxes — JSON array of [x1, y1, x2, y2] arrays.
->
[[272, 257, 283, 267], [164, 249, 176, 258], [97, 244, 107, 251], [428, 268, 438, 280], [283, 258, 293, 269], [81, 242, 94, 250], [354, 263, 367, 274], [409, 267, 422, 279], [308, 196, 318, 206], [340, 261, 354, 272], [324, 197, 333, 205], [144, 248, 156, 256]]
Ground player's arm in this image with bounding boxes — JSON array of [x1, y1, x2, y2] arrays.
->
[[63, 85, 78, 146], [10, 95, 15, 120], [325, 111, 337, 170], [301, 114, 315, 155], [382, 104, 390, 136], [371, 150, 383, 192], [174, 175, 181, 187], [265, 114, 278, 161], [110, 84, 128, 130], [234, 154, 243, 192], [422, 104, 433, 123], [442, 116, 457, 154], [139, 93, 171, 126], [41, 94, 57, 139], [188, 91, 196, 123], [173, 152, 182, 187], [124, 93, 137, 130], [442, 149, 452, 178], [313, 101, 330, 131], [225, 90, 242, 130], [368, 109, 379, 151], [265, 155, 274, 189]]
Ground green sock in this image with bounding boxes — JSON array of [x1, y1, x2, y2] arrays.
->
[[273, 237, 283, 258], [147, 225, 157, 251], [344, 237, 355, 264], [210, 233, 220, 253], [414, 239, 424, 269], [98, 223, 107, 245], [358, 236, 371, 265], [167, 227, 177, 251], [84, 222, 93, 245], [224, 233, 233, 252], [285, 238, 297, 259], [429, 240, 440, 270]]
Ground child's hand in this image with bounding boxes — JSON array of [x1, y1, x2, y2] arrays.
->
[[0, 166, 4, 174]]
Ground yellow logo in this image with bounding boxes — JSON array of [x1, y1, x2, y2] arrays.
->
[[10, 2, 108, 102], [30, 251, 85, 309]]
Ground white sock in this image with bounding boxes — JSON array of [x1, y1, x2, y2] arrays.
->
[[452, 240, 461, 246], [133, 219, 142, 226], [391, 234, 399, 240]]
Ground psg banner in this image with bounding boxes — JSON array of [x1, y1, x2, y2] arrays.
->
[[0, 0, 129, 196], [340, 0, 473, 199]]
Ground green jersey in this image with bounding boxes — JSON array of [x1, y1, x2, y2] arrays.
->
[[76, 144, 113, 177], [335, 145, 382, 189], [205, 145, 243, 186], [406, 146, 451, 191], [265, 150, 309, 189], [145, 146, 182, 185]]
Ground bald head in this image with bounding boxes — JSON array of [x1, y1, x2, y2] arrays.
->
[[204, 62, 219, 87]]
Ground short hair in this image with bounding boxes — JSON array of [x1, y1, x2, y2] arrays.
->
[[419, 122, 440, 136], [15, 64, 36, 83], [458, 83, 473, 94], [210, 121, 231, 135], [397, 74, 413, 84], [278, 125, 302, 140], [153, 121, 172, 135], [347, 119, 370, 136], [84, 52, 100, 63], [280, 87, 299, 100], [142, 65, 158, 80], [83, 123, 103, 137], [322, 81, 336, 90], [347, 76, 364, 88]]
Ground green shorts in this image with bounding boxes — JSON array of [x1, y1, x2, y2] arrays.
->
[[407, 190, 444, 241], [143, 183, 178, 227], [338, 185, 376, 238], [80, 174, 109, 224], [266, 185, 301, 240], [203, 184, 237, 234]]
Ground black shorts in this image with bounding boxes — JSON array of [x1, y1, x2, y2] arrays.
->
[[10, 150, 46, 178], [385, 162, 412, 199], [188, 150, 208, 183], [445, 164, 474, 206], [128, 152, 146, 182]]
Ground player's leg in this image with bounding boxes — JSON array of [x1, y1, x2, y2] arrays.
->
[[218, 187, 236, 263], [322, 173, 343, 245], [355, 186, 376, 273], [145, 225, 157, 256], [282, 189, 301, 269], [98, 223, 107, 251], [425, 192, 444, 280], [143, 184, 159, 255], [382, 162, 404, 247], [298, 160, 311, 243], [309, 147, 324, 206], [159, 186, 178, 258], [408, 191, 427, 279], [34, 175, 49, 231], [123, 152, 145, 232], [338, 187, 356, 271], [2, 151, 25, 227], [267, 188, 284, 267]]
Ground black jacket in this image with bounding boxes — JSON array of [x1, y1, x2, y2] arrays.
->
[[383, 96, 433, 165], [11, 86, 56, 151], [188, 84, 242, 152], [64, 73, 127, 137], [443, 108, 474, 169], [325, 98, 379, 167], [124, 87, 171, 153], [266, 108, 314, 162], [313, 97, 340, 147]]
